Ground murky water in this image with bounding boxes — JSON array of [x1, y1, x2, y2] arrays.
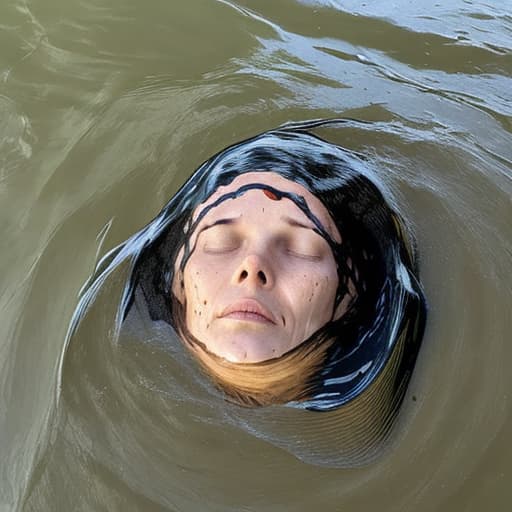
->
[[1, 0, 511, 510]]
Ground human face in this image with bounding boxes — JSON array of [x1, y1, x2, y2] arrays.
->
[[174, 172, 343, 363]]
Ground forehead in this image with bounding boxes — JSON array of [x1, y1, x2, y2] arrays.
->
[[192, 172, 341, 242]]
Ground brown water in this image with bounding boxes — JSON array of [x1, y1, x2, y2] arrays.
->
[[1, 0, 511, 510]]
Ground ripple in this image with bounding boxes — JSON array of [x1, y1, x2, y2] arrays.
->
[[2, 0, 510, 510]]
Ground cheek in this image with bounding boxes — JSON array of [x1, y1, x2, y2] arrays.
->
[[183, 261, 224, 329], [294, 270, 338, 320], [183, 266, 205, 324]]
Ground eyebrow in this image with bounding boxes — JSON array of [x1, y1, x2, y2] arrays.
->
[[198, 216, 240, 234], [200, 215, 315, 234], [192, 217, 241, 245], [280, 215, 316, 231]]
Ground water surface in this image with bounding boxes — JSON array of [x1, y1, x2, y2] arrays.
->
[[1, 0, 511, 510]]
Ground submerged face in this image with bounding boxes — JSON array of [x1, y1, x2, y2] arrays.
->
[[174, 172, 347, 363]]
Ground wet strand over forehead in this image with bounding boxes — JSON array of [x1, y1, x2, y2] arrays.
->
[[178, 182, 353, 305]]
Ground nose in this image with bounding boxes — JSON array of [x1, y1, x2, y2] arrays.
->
[[233, 254, 273, 288]]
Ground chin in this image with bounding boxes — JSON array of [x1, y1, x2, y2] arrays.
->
[[208, 337, 279, 363]]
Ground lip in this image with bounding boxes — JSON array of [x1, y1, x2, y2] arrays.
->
[[219, 298, 276, 324]]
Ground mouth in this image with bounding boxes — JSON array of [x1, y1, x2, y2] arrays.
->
[[219, 299, 276, 325]]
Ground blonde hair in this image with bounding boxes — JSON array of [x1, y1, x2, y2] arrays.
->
[[171, 295, 336, 406]]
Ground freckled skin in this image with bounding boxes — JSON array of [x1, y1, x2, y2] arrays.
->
[[174, 172, 348, 363]]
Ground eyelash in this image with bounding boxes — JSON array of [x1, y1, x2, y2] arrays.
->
[[285, 249, 322, 261], [203, 244, 239, 255]]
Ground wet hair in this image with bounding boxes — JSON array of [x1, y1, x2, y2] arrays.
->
[[120, 120, 426, 412]]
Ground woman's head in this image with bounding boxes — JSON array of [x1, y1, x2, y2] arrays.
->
[[172, 172, 355, 363], [125, 122, 425, 410]]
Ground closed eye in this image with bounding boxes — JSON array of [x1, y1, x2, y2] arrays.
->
[[203, 244, 239, 254], [284, 237, 326, 261], [200, 224, 241, 254], [286, 249, 322, 261]]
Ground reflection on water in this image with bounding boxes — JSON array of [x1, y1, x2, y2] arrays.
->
[[1, 0, 511, 511]]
